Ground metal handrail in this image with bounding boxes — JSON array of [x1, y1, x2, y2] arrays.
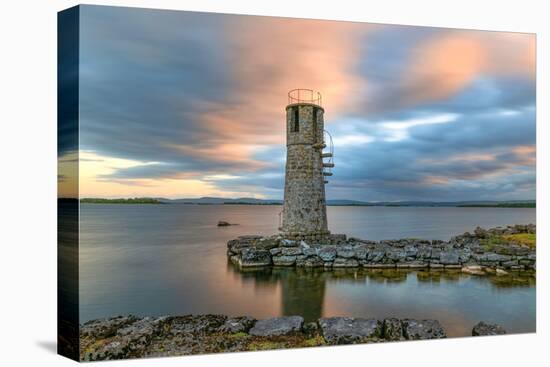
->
[[323, 129, 334, 174], [288, 89, 322, 107]]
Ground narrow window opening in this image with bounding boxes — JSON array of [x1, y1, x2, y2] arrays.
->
[[312, 107, 318, 140], [313, 107, 318, 124], [292, 107, 300, 132]]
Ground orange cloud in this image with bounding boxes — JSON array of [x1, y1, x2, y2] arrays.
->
[[424, 175, 450, 185], [167, 142, 271, 171], [512, 145, 536, 166], [78, 150, 266, 199], [404, 30, 535, 104], [188, 17, 371, 167]]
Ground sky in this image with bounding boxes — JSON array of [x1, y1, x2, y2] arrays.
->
[[59, 5, 536, 201]]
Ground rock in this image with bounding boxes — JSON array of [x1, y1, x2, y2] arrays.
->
[[294, 255, 306, 266], [237, 235, 263, 241], [116, 316, 162, 337], [354, 245, 369, 260], [96, 316, 168, 358], [382, 318, 403, 341], [81, 315, 139, 338], [280, 239, 298, 247], [249, 316, 304, 337], [218, 220, 233, 227], [386, 249, 407, 262], [397, 261, 427, 269], [229, 255, 240, 265], [404, 245, 418, 258], [226, 240, 252, 255], [330, 234, 347, 242], [333, 258, 359, 268], [337, 245, 356, 259], [484, 253, 512, 263], [367, 246, 386, 262], [318, 317, 382, 344], [303, 322, 319, 337], [458, 249, 472, 263], [269, 247, 282, 256], [299, 240, 310, 250], [402, 319, 446, 340], [304, 256, 324, 267], [472, 321, 506, 336], [282, 247, 302, 256], [461, 265, 485, 275], [255, 237, 279, 250], [502, 260, 519, 268], [363, 263, 395, 268], [303, 245, 319, 257], [169, 314, 227, 335], [416, 246, 432, 259], [239, 248, 272, 267], [474, 226, 489, 238], [496, 268, 509, 275], [318, 246, 337, 262], [430, 249, 441, 260], [219, 316, 256, 333], [444, 264, 462, 269], [439, 250, 460, 265], [272, 255, 296, 266]]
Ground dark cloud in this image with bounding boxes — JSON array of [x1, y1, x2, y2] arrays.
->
[[58, 6, 80, 157], [79, 5, 234, 169]]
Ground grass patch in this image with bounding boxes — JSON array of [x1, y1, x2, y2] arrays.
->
[[81, 338, 109, 358], [302, 335, 326, 347], [480, 233, 536, 251], [247, 340, 287, 351], [502, 233, 536, 248], [227, 332, 249, 339]]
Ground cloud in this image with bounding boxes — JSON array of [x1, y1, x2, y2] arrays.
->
[[333, 134, 375, 146], [402, 31, 535, 106], [325, 105, 535, 201], [353, 27, 535, 116], [380, 113, 460, 142], [75, 6, 536, 201]]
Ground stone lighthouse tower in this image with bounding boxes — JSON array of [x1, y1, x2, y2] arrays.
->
[[281, 89, 334, 240]]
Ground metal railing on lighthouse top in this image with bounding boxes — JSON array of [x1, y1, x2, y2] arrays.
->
[[288, 89, 322, 107]]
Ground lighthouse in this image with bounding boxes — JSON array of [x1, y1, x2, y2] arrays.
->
[[280, 89, 334, 240]]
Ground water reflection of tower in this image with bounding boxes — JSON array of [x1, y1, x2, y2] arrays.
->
[[278, 269, 326, 321], [228, 264, 326, 322]]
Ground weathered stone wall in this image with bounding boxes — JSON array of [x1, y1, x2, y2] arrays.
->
[[79, 314, 451, 360], [227, 225, 536, 273], [282, 103, 329, 237], [80, 314, 506, 360]]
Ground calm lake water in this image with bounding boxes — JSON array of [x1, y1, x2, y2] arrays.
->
[[79, 204, 536, 337]]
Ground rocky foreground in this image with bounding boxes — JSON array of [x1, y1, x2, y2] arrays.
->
[[227, 224, 536, 274], [80, 314, 506, 361]]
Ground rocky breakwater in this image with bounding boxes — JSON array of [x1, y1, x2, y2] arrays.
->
[[80, 314, 507, 360], [227, 224, 536, 274], [80, 314, 466, 360]]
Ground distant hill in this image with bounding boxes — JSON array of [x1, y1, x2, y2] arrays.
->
[[159, 197, 283, 205], [151, 197, 535, 207], [80, 198, 164, 204]]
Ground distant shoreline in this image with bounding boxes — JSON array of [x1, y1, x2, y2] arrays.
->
[[80, 198, 165, 204], [78, 198, 535, 208]]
